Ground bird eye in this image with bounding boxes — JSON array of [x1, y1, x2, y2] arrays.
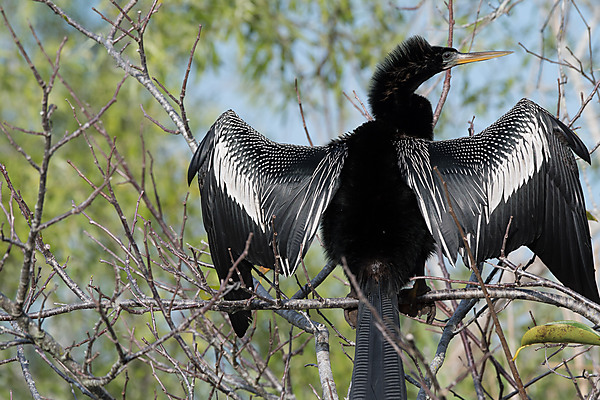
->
[[442, 51, 453, 61]]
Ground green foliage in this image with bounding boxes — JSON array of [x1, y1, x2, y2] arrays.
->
[[516, 320, 600, 360]]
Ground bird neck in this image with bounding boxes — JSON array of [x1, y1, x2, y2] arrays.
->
[[375, 93, 434, 140], [367, 37, 441, 139], [369, 73, 432, 120], [368, 37, 439, 125]]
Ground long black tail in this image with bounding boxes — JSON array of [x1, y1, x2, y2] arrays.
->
[[350, 281, 406, 399]]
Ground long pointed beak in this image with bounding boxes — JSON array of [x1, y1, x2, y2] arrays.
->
[[454, 50, 513, 65]]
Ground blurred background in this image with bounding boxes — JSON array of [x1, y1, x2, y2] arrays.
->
[[0, 1, 598, 399]]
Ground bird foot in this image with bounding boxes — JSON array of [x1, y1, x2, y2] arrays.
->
[[344, 287, 359, 329], [343, 280, 436, 328], [398, 279, 436, 324]]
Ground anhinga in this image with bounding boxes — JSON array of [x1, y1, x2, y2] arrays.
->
[[188, 36, 599, 399]]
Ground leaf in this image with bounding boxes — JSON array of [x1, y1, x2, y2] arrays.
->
[[514, 321, 600, 359], [587, 211, 598, 222]]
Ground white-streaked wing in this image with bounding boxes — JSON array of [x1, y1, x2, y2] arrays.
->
[[188, 110, 347, 278], [398, 98, 598, 301]]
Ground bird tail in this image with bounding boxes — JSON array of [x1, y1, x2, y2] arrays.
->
[[350, 280, 406, 399]]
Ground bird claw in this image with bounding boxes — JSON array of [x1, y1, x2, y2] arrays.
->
[[398, 279, 436, 324], [344, 287, 359, 329], [343, 279, 436, 328]]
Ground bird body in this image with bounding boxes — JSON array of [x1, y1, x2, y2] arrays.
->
[[188, 36, 599, 399], [321, 119, 435, 293]]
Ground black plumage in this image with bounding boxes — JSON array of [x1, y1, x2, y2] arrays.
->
[[188, 114, 346, 336], [188, 36, 599, 399]]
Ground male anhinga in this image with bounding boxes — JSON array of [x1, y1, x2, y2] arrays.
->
[[188, 36, 599, 399]]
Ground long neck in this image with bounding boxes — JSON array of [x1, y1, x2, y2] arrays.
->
[[371, 92, 434, 140], [402, 94, 434, 140], [368, 40, 438, 139]]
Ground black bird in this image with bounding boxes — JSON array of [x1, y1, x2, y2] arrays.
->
[[188, 36, 599, 399]]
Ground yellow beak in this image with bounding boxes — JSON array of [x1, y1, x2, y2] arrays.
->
[[454, 50, 513, 65]]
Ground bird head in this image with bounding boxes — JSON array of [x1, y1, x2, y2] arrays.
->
[[435, 45, 512, 71], [368, 36, 511, 127]]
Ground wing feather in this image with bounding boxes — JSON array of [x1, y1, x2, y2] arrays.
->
[[398, 98, 598, 301], [188, 110, 347, 278]]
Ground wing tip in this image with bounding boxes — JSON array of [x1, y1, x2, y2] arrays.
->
[[555, 118, 591, 164], [187, 146, 202, 185], [230, 310, 252, 338]]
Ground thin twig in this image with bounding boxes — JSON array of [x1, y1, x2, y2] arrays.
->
[[433, 168, 527, 399]]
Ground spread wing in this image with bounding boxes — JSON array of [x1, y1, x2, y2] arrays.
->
[[188, 110, 347, 278], [397, 98, 598, 301]]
